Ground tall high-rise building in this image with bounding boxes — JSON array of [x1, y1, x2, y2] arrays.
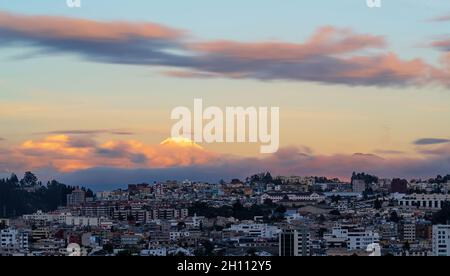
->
[[433, 225, 450, 256], [279, 228, 310, 256]]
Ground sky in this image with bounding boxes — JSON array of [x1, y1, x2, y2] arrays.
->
[[0, 0, 450, 187]]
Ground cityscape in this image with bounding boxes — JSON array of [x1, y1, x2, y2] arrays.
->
[[1, 0, 450, 260], [1, 171, 450, 256]]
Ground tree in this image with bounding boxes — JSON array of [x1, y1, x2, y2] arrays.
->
[[0, 173, 75, 218], [403, 241, 411, 252], [116, 250, 132, 257], [262, 172, 273, 184], [195, 240, 215, 256], [275, 205, 286, 215], [20, 172, 38, 187], [318, 214, 326, 223], [331, 195, 342, 204], [329, 210, 341, 216], [432, 202, 450, 224], [9, 174, 19, 184], [317, 228, 327, 238], [389, 211, 401, 223], [374, 198, 382, 210], [352, 172, 379, 185], [177, 222, 186, 231], [103, 243, 114, 254], [246, 249, 257, 256], [263, 199, 274, 206]]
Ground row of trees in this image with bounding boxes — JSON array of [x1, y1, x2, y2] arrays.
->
[[351, 172, 379, 185], [427, 175, 450, 184], [0, 172, 92, 218]]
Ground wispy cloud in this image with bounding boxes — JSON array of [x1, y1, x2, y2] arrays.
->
[[0, 10, 189, 67], [373, 149, 405, 155], [431, 37, 450, 52], [429, 13, 450, 22], [414, 138, 450, 145], [1, 11, 449, 88], [36, 129, 135, 136], [417, 143, 450, 156]]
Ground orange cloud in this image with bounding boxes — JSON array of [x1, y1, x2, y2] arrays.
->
[[2, 136, 450, 182], [338, 53, 447, 86], [186, 27, 450, 87], [2, 135, 217, 173], [192, 26, 385, 61], [0, 11, 184, 41]]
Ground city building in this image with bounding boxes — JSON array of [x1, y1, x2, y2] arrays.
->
[[146, 208, 189, 221], [324, 226, 380, 251], [398, 194, 450, 210], [0, 229, 29, 251], [433, 225, 450, 256], [260, 193, 325, 204], [279, 228, 310, 256], [67, 189, 86, 207], [65, 216, 100, 227], [347, 229, 380, 251], [352, 180, 366, 193], [400, 221, 416, 243], [227, 223, 281, 239]]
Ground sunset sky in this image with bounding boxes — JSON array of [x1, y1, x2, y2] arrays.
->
[[1, 0, 450, 187]]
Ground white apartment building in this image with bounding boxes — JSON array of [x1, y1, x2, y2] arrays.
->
[[65, 216, 100, 227], [23, 210, 100, 227], [23, 210, 73, 224], [0, 229, 29, 251], [184, 214, 204, 228], [276, 176, 315, 186], [433, 225, 450, 256], [324, 226, 380, 251], [169, 231, 191, 241], [146, 208, 189, 221], [347, 230, 380, 251], [398, 194, 450, 210], [23, 210, 55, 222], [260, 193, 325, 204], [141, 247, 167, 256], [228, 223, 281, 239]]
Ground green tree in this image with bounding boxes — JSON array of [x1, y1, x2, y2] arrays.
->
[[374, 198, 382, 210], [20, 172, 38, 187], [389, 211, 401, 223], [432, 202, 450, 224], [103, 243, 114, 254]]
